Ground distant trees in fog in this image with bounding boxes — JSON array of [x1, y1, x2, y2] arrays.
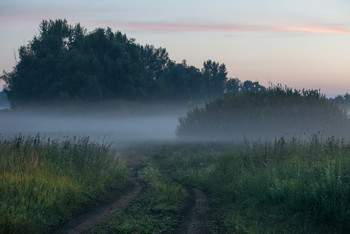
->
[[330, 93, 350, 110], [1, 19, 264, 106], [177, 86, 350, 141]]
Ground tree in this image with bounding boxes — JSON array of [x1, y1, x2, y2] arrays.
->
[[140, 45, 170, 79], [1, 19, 151, 104], [226, 78, 241, 94], [242, 80, 265, 93], [1, 19, 265, 106], [202, 60, 228, 98]]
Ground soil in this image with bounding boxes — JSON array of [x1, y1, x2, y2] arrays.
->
[[177, 188, 209, 234]]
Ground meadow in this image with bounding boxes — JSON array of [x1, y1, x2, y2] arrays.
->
[[0, 135, 127, 233], [2, 135, 350, 233]]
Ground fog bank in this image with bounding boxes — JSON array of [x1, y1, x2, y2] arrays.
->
[[0, 108, 185, 148]]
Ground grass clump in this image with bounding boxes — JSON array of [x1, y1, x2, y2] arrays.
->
[[168, 137, 350, 233], [177, 85, 350, 141], [0, 135, 127, 233]]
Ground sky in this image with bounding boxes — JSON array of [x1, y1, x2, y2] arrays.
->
[[0, 0, 349, 96]]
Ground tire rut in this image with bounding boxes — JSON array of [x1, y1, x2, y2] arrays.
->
[[156, 161, 209, 234], [55, 177, 141, 234], [177, 188, 209, 234]]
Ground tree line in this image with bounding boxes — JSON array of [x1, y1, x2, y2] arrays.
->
[[1, 19, 265, 106]]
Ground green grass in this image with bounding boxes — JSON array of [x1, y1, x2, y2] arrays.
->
[[162, 137, 350, 233], [3, 133, 349, 233], [0, 135, 128, 233], [93, 159, 188, 233]]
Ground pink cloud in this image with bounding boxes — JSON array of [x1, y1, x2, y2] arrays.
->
[[105, 22, 350, 35], [280, 25, 350, 34], [2, 15, 349, 35], [115, 23, 271, 32]]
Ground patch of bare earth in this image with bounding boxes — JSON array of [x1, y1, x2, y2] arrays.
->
[[55, 177, 141, 234], [177, 188, 209, 234]]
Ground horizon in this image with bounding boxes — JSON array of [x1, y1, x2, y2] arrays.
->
[[1, 0, 349, 97]]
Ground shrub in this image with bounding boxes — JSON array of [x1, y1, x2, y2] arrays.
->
[[177, 85, 350, 141]]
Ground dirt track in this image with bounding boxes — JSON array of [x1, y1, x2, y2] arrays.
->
[[56, 153, 209, 234], [177, 188, 209, 234], [157, 158, 209, 234], [55, 178, 141, 234]]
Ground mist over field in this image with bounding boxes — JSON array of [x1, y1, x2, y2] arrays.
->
[[1, 92, 350, 148], [0, 108, 184, 148]]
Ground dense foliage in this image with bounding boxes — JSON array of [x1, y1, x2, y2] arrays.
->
[[177, 85, 350, 141], [1, 19, 265, 106], [0, 135, 127, 233], [330, 93, 350, 110]]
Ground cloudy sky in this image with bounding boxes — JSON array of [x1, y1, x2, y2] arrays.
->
[[1, 0, 349, 96]]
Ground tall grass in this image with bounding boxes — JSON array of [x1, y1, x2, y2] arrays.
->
[[169, 137, 350, 232], [0, 135, 127, 233]]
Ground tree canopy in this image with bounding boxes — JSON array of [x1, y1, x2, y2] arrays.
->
[[1, 19, 264, 106]]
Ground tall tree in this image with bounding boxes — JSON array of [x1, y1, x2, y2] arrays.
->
[[1, 19, 265, 106], [202, 60, 228, 98]]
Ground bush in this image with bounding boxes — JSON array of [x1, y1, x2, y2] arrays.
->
[[177, 85, 350, 141]]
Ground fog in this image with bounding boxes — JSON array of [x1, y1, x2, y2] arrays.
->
[[1, 102, 349, 148], [0, 107, 186, 148]]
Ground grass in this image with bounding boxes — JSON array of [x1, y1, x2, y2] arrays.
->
[[92, 159, 188, 233], [160, 136, 350, 233], [2, 133, 350, 233], [0, 135, 128, 233]]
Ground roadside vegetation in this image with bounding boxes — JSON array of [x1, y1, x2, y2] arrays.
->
[[162, 137, 350, 233], [0, 135, 127, 233]]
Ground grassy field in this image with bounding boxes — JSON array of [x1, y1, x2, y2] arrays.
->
[[0, 135, 128, 233], [155, 136, 350, 233], [2, 134, 350, 233]]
